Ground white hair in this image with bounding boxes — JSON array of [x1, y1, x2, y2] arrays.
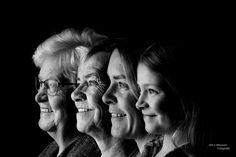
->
[[32, 28, 107, 81]]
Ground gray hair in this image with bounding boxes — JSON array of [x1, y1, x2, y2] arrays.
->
[[32, 28, 107, 82]]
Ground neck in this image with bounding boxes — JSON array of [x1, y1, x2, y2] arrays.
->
[[102, 138, 131, 157], [135, 133, 156, 153], [90, 132, 128, 156], [48, 125, 78, 156], [156, 131, 188, 157]]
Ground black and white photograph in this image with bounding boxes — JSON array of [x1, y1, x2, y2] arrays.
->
[[2, 4, 232, 157]]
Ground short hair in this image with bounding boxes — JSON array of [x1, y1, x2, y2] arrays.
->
[[32, 28, 107, 82]]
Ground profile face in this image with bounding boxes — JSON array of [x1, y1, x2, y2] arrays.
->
[[35, 58, 69, 132], [71, 52, 110, 133], [136, 63, 173, 134], [102, 49, 144, 138]]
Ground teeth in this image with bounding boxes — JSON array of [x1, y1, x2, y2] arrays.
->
[[40, 108, 52, 113], [111, 113, 126, 118], [78, 108, 93, 113]]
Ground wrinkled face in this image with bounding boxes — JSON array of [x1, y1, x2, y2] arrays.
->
[[71, 52, 110, 134], [102, 49, 144, 139], [35, 58, 70, 132], [136, 63, 174, 134]]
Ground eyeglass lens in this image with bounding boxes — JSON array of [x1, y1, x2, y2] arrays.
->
[[35, 78, 59, 95]]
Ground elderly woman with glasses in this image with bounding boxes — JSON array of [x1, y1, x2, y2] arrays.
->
[[33, 28, 105, 157]]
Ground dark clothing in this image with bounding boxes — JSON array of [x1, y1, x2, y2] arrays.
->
[[164, 147, 188, 157], [39, 134, 101, 157], [141, 135, 190, 157]]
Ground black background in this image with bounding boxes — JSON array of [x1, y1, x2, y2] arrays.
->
[[2, 3, 233, 156]]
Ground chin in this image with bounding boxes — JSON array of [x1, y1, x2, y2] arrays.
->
[[145, 124, 156, 134], [39, 120, 56, 132], [76, 118, 94, 134]]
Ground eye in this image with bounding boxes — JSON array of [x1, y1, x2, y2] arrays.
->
[[46, 80, 59, 94], [75, 83, 80, 88], [147, 89, 158, 95], [118, 82, 129, 89], [88, 80, 99, 86], [137, 85, 141, 93]]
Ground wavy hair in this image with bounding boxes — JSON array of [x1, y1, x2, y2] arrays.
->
[[32, 28, 107, 82]]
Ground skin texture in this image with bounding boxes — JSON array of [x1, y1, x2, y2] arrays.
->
[[35, 57, 69, 132], [71, 52, 110, 136], [136, 63, 172, 135], [102, 49, 144, 139], [35, 57, 78, 155]]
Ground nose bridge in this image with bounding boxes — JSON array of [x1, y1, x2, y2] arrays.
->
[[102, 83, 116, 104], [71, 82, 87, 101], [136, 90, 146, 109], [78, 81, 87, 92]]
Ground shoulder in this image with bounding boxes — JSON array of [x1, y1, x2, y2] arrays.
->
[[63, 134, 101, 157], [165, 145, 190, 157], [38, 141, 58, 157]]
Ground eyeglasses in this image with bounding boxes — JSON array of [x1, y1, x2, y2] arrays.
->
[[35, 77, 77, 96]]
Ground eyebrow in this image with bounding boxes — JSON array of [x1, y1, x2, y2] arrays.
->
[[77, 68, 103, 81], [113, 74, 126, 80], [140, 83, 164, 89], [85, 73, 99, 79]]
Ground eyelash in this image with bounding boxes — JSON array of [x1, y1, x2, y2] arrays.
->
[[76, 78, 100, 88], [88, 80, 99, 86], [118, 82, 129, 89], [147, 89, 158, 95]]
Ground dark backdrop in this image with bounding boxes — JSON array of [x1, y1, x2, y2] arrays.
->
[[2, 6, 232, 157]]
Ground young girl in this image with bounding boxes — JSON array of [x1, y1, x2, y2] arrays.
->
[[136, 41, 203, 157]]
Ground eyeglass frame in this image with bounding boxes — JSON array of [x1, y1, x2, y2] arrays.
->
[[35, 77, 78, 96]]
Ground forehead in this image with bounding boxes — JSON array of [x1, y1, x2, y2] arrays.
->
[[107, 49, 125, 76], [137, 63, 163, 85], [39, 57, 61, 79], [78, 51, 110, 76]]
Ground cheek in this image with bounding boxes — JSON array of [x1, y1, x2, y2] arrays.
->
[[150, 95, 167, 114], [123, 95, 137, 114], [48, 96, 66, 110], [87, 88, 104, 107], [87, 89, 108, 124], [49, 96, 68, 122], [120, 94, 140, 121]]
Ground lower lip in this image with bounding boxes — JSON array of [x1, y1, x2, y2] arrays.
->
[[111, 116, 126, 119], [76, 110, 94, 116], [40, 111, 53, 114], [143, 115, 156, 120]]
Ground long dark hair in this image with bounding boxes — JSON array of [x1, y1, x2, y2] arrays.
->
[[139, 41, 203, 155]]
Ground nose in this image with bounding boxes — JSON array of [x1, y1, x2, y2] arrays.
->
[[71, 85, 87, 102], [35, 87, 48, 103], [102, 85, 117, 105], [136, 93, 148, 110]]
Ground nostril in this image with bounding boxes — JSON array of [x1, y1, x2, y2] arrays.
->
[[35, 92, 48, 103], [104, 99, 113, 105], [136, 100, 148, 110], [75, 93, 86, 102]]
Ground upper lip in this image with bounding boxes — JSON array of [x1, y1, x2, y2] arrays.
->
[[77, 108, 94, 113], [109, 109, 126, 117], [110, 113, 127, 117], [142, 111, 156, 117], [40, 107, 53, 113], [75, 102, 88, 109]]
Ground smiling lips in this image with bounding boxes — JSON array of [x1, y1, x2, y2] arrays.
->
[[111, 113, 126, 118], [40, 108, 52, 113], [77, 108, 94, 113]]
